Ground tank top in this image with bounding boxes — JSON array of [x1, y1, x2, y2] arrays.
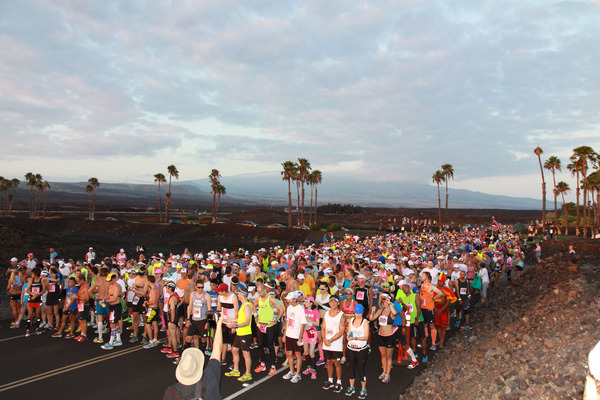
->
[[237, 302, 252, 336], [371, 281, 382, 303], [323, 310, 344, 352], [347, 317, 368, 351], [400, 292, 417, 324], [191, 291, 208, 321], [220, 294, 235, 320], [29, 278, 42, 302], [420, 283, 434, 310], [315, 293, 331, 311], [457, 279, 469, 300], [47, 280, 59, 299], [257, 295, 275, 324], [354, 286, 369, 308], [341, 300, 354, 317]]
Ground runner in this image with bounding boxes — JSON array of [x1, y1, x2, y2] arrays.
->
[[224, 282, 254, 382], [131, 267, 149, 343], [217, 283, 239, 364], [346, 304, 370, 399], [45, 267, 61, 330], [75, 272, 90, 342], [322, 295, 345, 393], [183, 277, 212, 353], [90, 267, 110, 344], [7, 265, 27, 328], [369, 292, 397, 383], [301, 296, 320, 380], [53, 277, 78, 338], [143, 275, 161, 349], [101, 272, 124, 349], [281, 291, 307, 384], [163, 282, 182, 359], [25, 267, 47, 337], [396, 280, 421, 368], [419, 271, 443, 351], [253, 283, 285, 376]]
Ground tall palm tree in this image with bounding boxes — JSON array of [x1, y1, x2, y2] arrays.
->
[[88, 177, 100, 220], [534, 147, 546, 230], [0, 177, 7, 216], [292, 164, 301, 226], [209, 169, 221, 224], [584, 172, 600, 236], [165, 165, 179, 223], [42, 180, 50, 217], [556, 181, 570, 235], [281, 161, 296, 227], [544, 156, 562, 234], [432, 170, 445, 233], [572, 146, 597, 237], [25, 172, 35, 218], [7, 178, 19, 216], [310, 170, 322, 226], [154, 173, 166, 222], [567, 160, 580, 236], [441, 163, 454, 225], [297, 158, 311, 226], [215, 183, 226, 219], [85, 184, 93, 219], [33, 173, 42, 217]]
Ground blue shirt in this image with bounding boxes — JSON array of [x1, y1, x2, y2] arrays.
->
[[66, 286, 79, 311]]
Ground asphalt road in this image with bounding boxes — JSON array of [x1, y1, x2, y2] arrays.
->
[[0, 319, 447, 400]]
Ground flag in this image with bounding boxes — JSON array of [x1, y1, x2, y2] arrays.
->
[[492, 219, 503, 231]]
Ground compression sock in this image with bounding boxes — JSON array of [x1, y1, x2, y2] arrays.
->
[[160, 314, 165, 328], [26, 319, 32, 330], [406, 347, 417, 361], [97, 321, 104, 338], [115, 327, 121, 342], [109, 329, 116, 344]]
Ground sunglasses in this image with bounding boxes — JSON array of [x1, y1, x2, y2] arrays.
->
[[196, 286, 204, 289]]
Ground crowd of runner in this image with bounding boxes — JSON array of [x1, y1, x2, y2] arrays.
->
[[5, 229, 528, 399]]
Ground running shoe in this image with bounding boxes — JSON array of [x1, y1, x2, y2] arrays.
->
[[422, 356, 428, 363], [36, 330, 42, 335], [113, 340, 123, 347], [161, 347, 173, 354], [140, 338, 149, 346], [225, 370, 241, 377], [167, 351, 180, 359], [282, 359, 288, 367], [65, 333, 74, 339], [333, 383, 343, 393], [130, 336, 139, 343], [454, 321, 460, 328], [311, 370, 317, 380], [378, 371, 386, 380], [277, 349, 284, 357], [382, 374, 390, 384], [264, 348, 270, 355], [464, 325, 472, 330], [316, 358, 326, 367], [238, 373, 253, 382], [10, 323, 20, 329], [430, 345, 437, 351], [93, 338, 104, 344], [290, 374, 301, 384], [76, 326, 81, 333], [101, 343, 114, 350], [159, 326, 166, 332], [322, 381, 334, 390], [172, 357, 180, 365], [408, 359, 419, 369], [268, 366, 277, 376], [75, 335, 86, 342], [25, 330, 31, 337], [10, 321, 15, 326], [204, 349, 212, 356], [345, 386, 356, 396], [282, 371, 294, 380], [358, 389, 367, 399], [144, 340, 158, 349], [249, 342, 258, 350], [123, 317, 132, 323], [254, 364, 267, 373], [52, 332, 63, 338], [302, 367, 313, 375]]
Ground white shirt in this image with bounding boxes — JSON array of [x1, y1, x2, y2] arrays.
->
[[423, 267, 441, 285], [478, 268, 489, 284], [285, 304, 307, 339]]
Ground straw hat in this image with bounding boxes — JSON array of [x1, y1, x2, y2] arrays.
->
[[175, 348, 206, 386]]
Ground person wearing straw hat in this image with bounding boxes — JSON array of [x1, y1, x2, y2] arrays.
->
[[163, 314, 225, 400]]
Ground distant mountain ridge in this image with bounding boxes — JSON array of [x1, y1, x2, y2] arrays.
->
[[11, 172, 549, 210]]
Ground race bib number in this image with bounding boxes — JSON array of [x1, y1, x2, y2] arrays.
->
[[356, 291, 364, 301], [146, 309, 152, 317], [109, 310, 115, 322], [78, 302, 85, 312], [460, 288, 467, 295], [407, 303, 414, 313], [49, 284, 56, 293], [193, 307, 201, 318], [32, 287, 40, 294], [132, 296, 140, 305], [326, 329, 334, 337], [378, 315, 388, 326], [259, 323, 267, 333]]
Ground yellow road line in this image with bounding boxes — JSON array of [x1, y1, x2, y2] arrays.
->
[[0, 339, 165, 392]]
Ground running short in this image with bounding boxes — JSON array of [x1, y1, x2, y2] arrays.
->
[[177, 303, 188, 320], [132, 296, 147, 314], [324, 350, 343, 361], [284, 336, 303, 353], [96, 300, 110, 316], [223, 327, 235, 344], [146, 307, 160, 324], [379, 332, 398, 348], [394, 326, 407, 346], [28, 301, 42, 309], [410, 323, 426, 338], [78, 305, 90, 321], [46, 297, 59, 306], [188, 319, 207, 337], [233, 334, 252, 352], [9, 294, 20, 301], [109, 304, 122, 324], [434, 309, 448, 328], [421, 309, 435, 324]]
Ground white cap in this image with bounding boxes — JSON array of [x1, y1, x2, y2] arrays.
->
[[398, 280, 409, 286], [11, 257, 18, 262], [285, 291, 300, 300], [120, 248, 124, 252], [357, 274, 366, 280], [297, 274, 305, 280], [181, 268, 187, 274]]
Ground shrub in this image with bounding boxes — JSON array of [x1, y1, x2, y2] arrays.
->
[[329, 223, 342, 231], [309, 223, 321, 231]]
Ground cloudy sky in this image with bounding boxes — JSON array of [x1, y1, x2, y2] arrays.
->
[[1, 0, 599, 201]]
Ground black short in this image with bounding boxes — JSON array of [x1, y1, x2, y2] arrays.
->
[[78, 305, 90, 321], [223, 327, 235, 344], [9, 294, 20, 301], [394, 326, 407, 346], [146, 308, 160, 324], [284, 336, 303, 353], [177, 303, 188, 320], [233, 334, 252, 351], [378, 332, 397, 348], [188, 319, 208, 337], [46, 296, 59, 306], [132, 297, 147, 314], [421, 309, 435, 324], [324, 350, 343, 361], [109, 304, 122, 324], [410, 323, 426, 338]]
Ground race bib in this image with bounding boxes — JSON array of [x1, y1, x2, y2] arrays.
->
[[78, 302, 85, 312], [356, 291, 364, 301], [326, 329, 334, 337], [378, 315, 388, 326], [421, 298, 426, 307], [259, 323, 267, 333], [132, 296, 140, 305], [109, 310, 115, 321], [49, 284, 56, 293], [193, 307, 201, 318], [32, 287, 40, 294], [460, 288, 467, 295], [146, 309, 152, 317]]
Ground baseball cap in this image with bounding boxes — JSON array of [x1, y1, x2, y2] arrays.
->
[[285, 291, 300, 300], [297, 274, 305, 280], [216, 283, 229, 293], [353, 304, 364, 314], [236, 282, 248, 295], [166, 282, 176, 290], [11, 257, 18, 262]]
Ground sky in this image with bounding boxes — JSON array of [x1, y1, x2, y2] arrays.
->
[[1, 0, 599, 202]]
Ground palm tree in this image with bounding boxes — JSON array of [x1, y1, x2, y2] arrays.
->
[[292, 164, 301, 226], [281, 161, 296, 227], [441, 163, 454, 225], [42, 180, 50, 217], [572, 146, 597, 237], [432, 170, 445, 233], [165, 165, 179, 223], [297, 158, 311, 226], [85, 184, 93, 219], [154, 173, 166, 222], [88, 177, 100, 220], [7, 178, 19, 216], [567, 160, 580, 236], [584, 172, 600, 236], [215, 183, 226, 218], [310, 170, 322, 226], [0, 177, 7, 216], [556, 181, 570, 235], [209, 169, 221, 223], [534, 147, 546, 230], [544, 156, 562, 234], [25, 172, 35, 218]]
